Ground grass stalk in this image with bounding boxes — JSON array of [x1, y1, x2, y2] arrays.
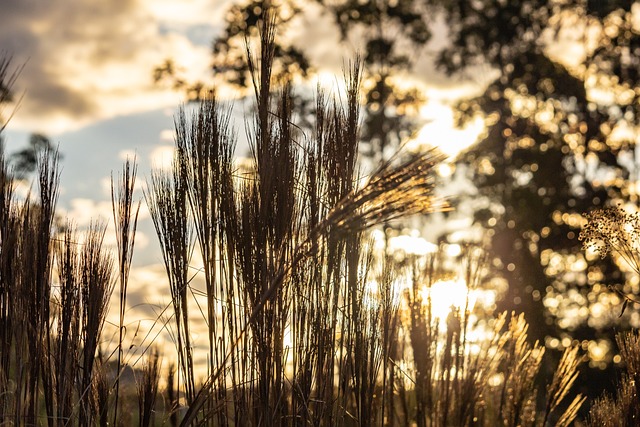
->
[[111, 157, 141, 426], [137, 349, 162, 427]]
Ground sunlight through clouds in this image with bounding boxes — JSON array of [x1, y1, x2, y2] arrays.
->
[[411, 102, 485, 158], [388, 234, 438, 257], [422, 279, 475, 322]]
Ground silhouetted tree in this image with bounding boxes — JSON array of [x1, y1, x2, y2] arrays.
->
[[154, 1, 310, 101], [212, 0, 310, 89], [320, 0, 431, 163], [159, 0, 432, 163], [425, 2, 640, 406], [163, 0, 640, 363], [10, 133, 59, 179], [0, 57, 60, 180]]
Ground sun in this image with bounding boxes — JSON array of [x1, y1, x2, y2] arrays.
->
[[421, 279, 475, 323], [410, 102, 485, 158]]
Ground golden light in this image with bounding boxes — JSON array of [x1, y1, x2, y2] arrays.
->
[[388, 234, 438, 257], [588, 340, 611, 369], [410, 102, 485, 158], [445, 243, 462, 257], [421, 279, 475, 323], [488, 373, 504, 387]]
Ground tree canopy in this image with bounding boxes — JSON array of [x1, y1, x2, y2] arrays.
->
[[439, 0, 640, 347]]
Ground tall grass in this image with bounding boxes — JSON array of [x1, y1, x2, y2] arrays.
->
[[137, 348, 162, 427], [145, 13, 585, 427], [0, 66, 152, 423], [111, 158, 140, 426], [0, 16, 590, 425], [0, 143, 155, 425]]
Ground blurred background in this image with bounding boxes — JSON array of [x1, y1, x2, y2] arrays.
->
[[2, 0, 640, 404]]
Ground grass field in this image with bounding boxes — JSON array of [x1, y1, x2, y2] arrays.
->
[[0, 18, 636, 427]]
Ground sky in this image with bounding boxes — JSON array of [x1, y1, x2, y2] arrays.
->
[[1, 0, 485, 255], [0, 0, 486, 357]]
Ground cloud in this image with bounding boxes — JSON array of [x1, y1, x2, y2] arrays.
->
[[147, 0, 233, 26], [65, 198, 114, 227], [0, 0, 217, 134], [0, 0, 483, 142], [149, 144, 176, 170], [63, 197, 150, 247]]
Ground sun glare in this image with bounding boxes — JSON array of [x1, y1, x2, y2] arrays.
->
[[421, 279, 475, 322], [388, 234, 438, 257], [411, 103, 485, 158]]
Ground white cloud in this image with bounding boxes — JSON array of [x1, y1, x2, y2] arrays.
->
[[159, 129, 174, 141], [65, 196, 149, 226], [61, 198, 151, 265], [65, 198, 113, 227], [150, 145, 176, 170], [146, 0, 233, 26], [0, 0, 216, 134], [0, 0, 485, 138], [118, 149, 138, 161]]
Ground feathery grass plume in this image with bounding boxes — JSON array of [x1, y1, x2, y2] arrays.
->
[[77, 221, 114, 425], [51, 221, 115, 426], [350, 248, 403, 425], [402, 248, 498, 427], [6, 187, 33, 426], [474, 314, 584, 426], [0, 139, 17, 423], [145, 156, 197, 407], [173, 92, 236, 422], [15, 145, 60, 423], [280, 75, 362, 425], [299, 64, 362, 426], [231, 76, 300, 426], [137, 349, 162, 427], [37, 149, 60, 402], [0, 62, 17, 409], [93, 354, 111, 427], [218, 9, 306, 424], [498, 314, 544, 426], [542, 345, 585, 427], [369, 254, 402, 425], [53, 224, 82, 425], [587, 382, 634, 427], [320, 149, 448, 235], [587, 331, 640, 426], [111, 156, 140, 426], [404, 253, 438, 426]]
